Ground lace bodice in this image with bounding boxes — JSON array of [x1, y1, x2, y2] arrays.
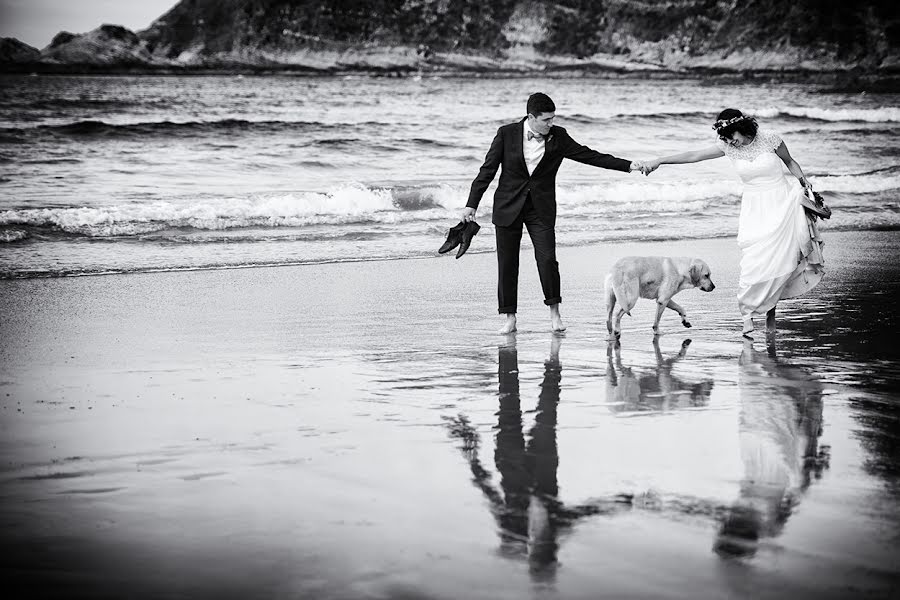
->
[[718, 130, 786, 187], [716, 129, 783, 162]]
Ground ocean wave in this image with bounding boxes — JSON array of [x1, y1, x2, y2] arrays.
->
[[814, 173, 900, 193], [6, 98, 151, 111], [0, 134, 26, 145], [593, 106, 900, 124], [753, 106, 900, 123], [5, 105, 897, 143], [0, 229, 28, 243], [848, 165, 900, 177], [0, 184, 459, 237], [4, 170, 895, 238], [2, 118, 333, 138], [576, 110, 708, 123], [559, 180, 738, 208], [410, 137, 457, 148], [787, 126, 899, 137]]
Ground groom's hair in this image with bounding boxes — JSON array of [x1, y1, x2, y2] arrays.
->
[[715, 108, 758, 138], [527, 93, 555, 116]]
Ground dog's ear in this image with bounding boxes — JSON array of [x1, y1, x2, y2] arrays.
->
[[690, 260, 702, 286]]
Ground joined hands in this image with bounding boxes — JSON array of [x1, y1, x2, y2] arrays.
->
[[632, 159, 661, 176]]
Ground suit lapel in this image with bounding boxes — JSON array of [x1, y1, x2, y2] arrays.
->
[[514, 119, 528, 174], [533, 126, 556, 174]]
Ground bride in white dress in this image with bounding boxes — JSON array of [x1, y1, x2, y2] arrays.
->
[[642, 109, 824, 337]]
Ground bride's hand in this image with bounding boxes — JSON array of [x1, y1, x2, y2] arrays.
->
[[641, 159, 661, 176]]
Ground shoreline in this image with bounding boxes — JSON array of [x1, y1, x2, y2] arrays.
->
[[3, 63, 899, 91], [5, 225, 900, 281], [0, 66, 900, 95]]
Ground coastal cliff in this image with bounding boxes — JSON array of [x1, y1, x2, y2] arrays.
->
[[2, 0, 898, 77]]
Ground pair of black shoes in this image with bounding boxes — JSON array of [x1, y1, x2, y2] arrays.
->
[[439, 220, 480, 259]]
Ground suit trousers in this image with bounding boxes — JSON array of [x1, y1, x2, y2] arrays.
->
[[495, 196, 561, 314]]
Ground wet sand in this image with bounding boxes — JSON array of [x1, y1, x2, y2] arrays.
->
[[1, 230, 899, 599]]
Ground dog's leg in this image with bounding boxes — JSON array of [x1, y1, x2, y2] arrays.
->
[[652, 300, 667, 336], [605, 277, 616, 334], [666, 299, 691, 328], [612, 306, 627, 338]]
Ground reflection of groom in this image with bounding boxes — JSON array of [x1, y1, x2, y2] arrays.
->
[[446, 337, 632, 581], [493, 337, 627, 580], [462, 93, 642, 334], [495, 336, 562, 577]]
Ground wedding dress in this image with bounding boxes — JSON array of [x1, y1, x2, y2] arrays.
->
[[717, 131, 824, 331]]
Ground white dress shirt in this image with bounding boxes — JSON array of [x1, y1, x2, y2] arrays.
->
[[523, 124, 545, 175]]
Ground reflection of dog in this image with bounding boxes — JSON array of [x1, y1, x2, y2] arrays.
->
[[605, 257, 715, 338], [606, 338, 713, 412]]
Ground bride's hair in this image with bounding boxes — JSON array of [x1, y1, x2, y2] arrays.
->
[[713, 108, 758, 138]]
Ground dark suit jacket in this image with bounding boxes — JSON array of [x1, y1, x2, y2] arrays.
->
[[467, 118, 632, 227]]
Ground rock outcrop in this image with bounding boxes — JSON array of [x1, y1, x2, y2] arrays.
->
[[0, 38, 40, 63], [40, 24, 153, 66]]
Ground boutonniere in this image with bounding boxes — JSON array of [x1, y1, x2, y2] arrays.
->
[[545, 134, 553, 143]]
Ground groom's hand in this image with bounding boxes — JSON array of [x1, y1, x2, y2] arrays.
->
[[461, 207, 476, 222], [629, 161, 643, 173]]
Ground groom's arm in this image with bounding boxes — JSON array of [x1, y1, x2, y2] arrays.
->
[[558, 128, 632, 172], [466, 127, 504, 210]]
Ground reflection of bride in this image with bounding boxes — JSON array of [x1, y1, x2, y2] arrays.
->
[[715, 339, 829, 558]]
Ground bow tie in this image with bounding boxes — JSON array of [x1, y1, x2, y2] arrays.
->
[[527, 131, 546, 142]]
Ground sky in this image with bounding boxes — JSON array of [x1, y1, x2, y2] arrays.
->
[[0, 0, 179, 48]]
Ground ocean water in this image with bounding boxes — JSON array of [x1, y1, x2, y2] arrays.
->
[[1, 74, 898, 278]]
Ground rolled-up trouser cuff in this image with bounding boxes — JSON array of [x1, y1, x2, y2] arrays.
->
[[498, 306, 516, 314], [543, 297, 562, 306]]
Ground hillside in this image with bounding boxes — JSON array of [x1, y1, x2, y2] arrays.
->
[[2, 0, 898, 77]]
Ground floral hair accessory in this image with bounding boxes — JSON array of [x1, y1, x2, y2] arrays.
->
[[712, 115, 748, 131]]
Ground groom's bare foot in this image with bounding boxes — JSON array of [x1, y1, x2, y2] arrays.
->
[[499, 314, 517, 335], [550, 304, 566, 332]]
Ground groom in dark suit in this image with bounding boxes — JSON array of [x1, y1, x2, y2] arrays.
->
[[462, 93, 641, 334]]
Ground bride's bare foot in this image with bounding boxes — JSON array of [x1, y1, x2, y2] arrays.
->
[[499, 314, 517, 335], [766, 307, 776, 333], [550, 304, 566, 332], [742, 317, 754, 339]]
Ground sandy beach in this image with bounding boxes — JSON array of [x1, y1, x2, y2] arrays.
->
[[1, 229, 899, 599]]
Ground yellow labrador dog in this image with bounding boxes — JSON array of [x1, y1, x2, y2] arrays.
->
[[606, 257, 715, 338]]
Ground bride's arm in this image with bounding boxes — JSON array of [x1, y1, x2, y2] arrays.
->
[[643, 146, 724, 173], [774, 142, 812, 189]]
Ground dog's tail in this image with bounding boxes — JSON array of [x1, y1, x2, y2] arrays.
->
[[604, 273, 631, 317]]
